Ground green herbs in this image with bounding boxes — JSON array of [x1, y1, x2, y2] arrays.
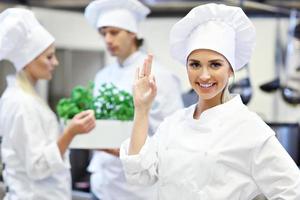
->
[[56, 82, 94, 120], [56, 82, 134, 121], [94, 83, 134, 120]]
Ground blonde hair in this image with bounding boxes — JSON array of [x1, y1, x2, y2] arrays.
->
[[220, 70, 235, 104], [16, 70, 47, 106], [221, 83, 232, 103]]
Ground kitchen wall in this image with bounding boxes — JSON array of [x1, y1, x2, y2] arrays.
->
[[0, 6, 299, 123]]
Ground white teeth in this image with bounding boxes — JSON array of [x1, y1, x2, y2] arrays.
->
[[199, 83, 213, 88]]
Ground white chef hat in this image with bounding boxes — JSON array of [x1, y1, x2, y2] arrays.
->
[[169, 3, 256, 71], [84, 0, 150, 35], [0, 8, 54, 72]]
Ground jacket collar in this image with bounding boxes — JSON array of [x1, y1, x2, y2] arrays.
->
[[118, 51, 143, 68], [186, 95, 246, 129]]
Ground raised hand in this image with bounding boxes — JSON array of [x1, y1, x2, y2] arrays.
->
[[133, 54, 157, 113]]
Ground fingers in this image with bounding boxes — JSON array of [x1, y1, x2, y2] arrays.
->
[[135, 67, 140, 81], [138, 54, 153, 79], [80, 111, 95, 125], [145, 54, 153, 76], [139, 61, 146, 78], [84, 120, 96, 132], [77, 113, 96, 133], [149, 74, 157, 97], [74, 110, 95, 127], [67, 110, 96, 135], [74, 109, 94, 119], [85, 119, 96, 128], [149, 74, 156, 85]]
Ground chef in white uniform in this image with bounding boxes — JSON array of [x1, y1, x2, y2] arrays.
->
[[0, 8, 95, 200], [120, 3, 300, 200], [84, 0, 183, 199]]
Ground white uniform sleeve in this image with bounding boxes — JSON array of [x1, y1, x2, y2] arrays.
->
[[252, 136, 300, 199], [149, 69, 183, 134], [10, 105, 67, 180], [120, 136, 159, 186]]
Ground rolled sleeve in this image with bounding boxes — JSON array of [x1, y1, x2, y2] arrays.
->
[[44, 142, 69, 172], [120, 137, 158, 185]]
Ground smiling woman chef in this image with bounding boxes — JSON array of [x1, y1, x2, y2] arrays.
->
[[120, 3, 300, 200], [0, 8, 95, 200]]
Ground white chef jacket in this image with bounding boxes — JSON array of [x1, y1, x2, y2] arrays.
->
[[120, 95, 300, 200], [88, 50, 183, 200], [0, 76, 71, 200]]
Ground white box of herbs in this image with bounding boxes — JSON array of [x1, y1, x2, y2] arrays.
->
[[57, 83, 134, 149], [69, 120, 132, 149]]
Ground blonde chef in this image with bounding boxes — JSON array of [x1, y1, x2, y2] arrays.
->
[[0, 8, 95, 200], [120, 3, 300, 200]]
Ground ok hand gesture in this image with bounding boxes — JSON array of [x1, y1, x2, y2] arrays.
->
[[133, 54, 157, 113]]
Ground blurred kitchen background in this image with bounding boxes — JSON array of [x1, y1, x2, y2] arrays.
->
[[1, 0, 300, 199]]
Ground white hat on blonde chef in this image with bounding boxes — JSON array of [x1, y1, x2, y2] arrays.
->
[[169, 3, 256, 71], [84, 0, 150, 36], [0, 8, 54, 72]]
